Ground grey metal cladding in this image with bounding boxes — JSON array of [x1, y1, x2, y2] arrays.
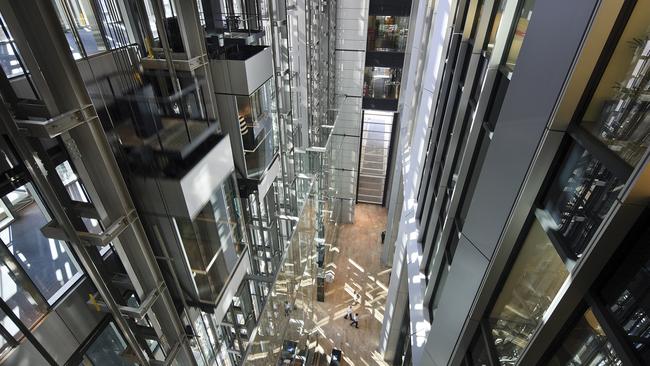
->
[[461, 0, 600, 259]]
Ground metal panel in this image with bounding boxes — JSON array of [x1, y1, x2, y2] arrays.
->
[[31, 311, 79, 364], [54, 278, 104, 345], [461, 0, 600, 258], [258, 157, 282, 199], [210, 47, 274, 95], [213, 250, 252, 324], [424, 236, 489, 366], [132, 137, 234, 219], [1, 339, 50, 366]]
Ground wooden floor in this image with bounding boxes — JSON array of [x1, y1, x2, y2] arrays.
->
[[311, 203, 390, 366]]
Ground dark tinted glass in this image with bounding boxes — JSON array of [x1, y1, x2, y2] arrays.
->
[[541, 143, 623, 258], [546, 308, 621, 366], [600, 226, 650, 363], [470, 331, 491, 366]]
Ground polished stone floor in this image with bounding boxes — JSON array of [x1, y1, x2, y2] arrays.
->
[[245, 203, 390, 366], [310, 203, 390, 366]]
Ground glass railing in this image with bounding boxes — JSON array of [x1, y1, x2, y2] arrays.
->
[[244, 178, 318, 364], [243, 90, 345, 365]]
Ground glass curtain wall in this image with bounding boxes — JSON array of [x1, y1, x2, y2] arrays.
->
[[246, 179, 318, 364], [579, 6, 650, 166], [540, 143, 623, 258], [488, 218, 569, 363]]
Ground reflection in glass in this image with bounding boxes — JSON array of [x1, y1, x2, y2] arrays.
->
[[600, 225, 650, 363], [488, 218, 568, 364], [53, 0, 107, 59], [367, 16, 409, 52], [469, 0, 485, 41], [485, 0, 507, 55], [96, 0, 129, 49], [83, 321, 136, 366], [193, 313, 214, 366], [580, 7, 650, 166], [363, 67, 402, 99], [174, 177, 243, 303], [0, 262, 46, 338], [0, 184, 82, 301], [546, 308, 621, 366], [541, 144, 623, 258], [503, 0, 535, 74]]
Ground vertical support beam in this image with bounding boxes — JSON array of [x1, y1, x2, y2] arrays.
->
[[0, 101, 150, 365], [171, 0, 219, 122]]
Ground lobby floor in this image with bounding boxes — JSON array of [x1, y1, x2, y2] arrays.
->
[[311, 203, 390, 366]]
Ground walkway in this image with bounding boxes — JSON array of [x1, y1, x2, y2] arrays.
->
[[311, 203, 390, 366]]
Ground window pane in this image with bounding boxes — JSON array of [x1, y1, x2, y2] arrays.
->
[[484, 0, 507, 55], [237, 80, 277, 178], [142, 0, 159, 39], [546, 308, 621, 366], [503, 0, 535, 74], [366, 16, 409, 52], [363, 66, 402, 99], [96, 0, 129, 49], [174, 181, 242, 303], [580, 4, 650, 166], [0, 261, 46, 337], [0, 42, 23, 78], [541, 143, 623, 258], [53, 0, 106, 59], [600, 225, 650, 363], [53, 0, 85, 59], [0, 16, 27, 77], [0, 184, 82, 301], [71, 0, 107, 55], [488, 218, 569, 363], [469, 0, 485, 41], [84, 322, 136, 366]]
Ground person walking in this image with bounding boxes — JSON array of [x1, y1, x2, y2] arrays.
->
[[344, 305, 352, 320], [350, 313, 359, 328], [284, 301, 291, 316]]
